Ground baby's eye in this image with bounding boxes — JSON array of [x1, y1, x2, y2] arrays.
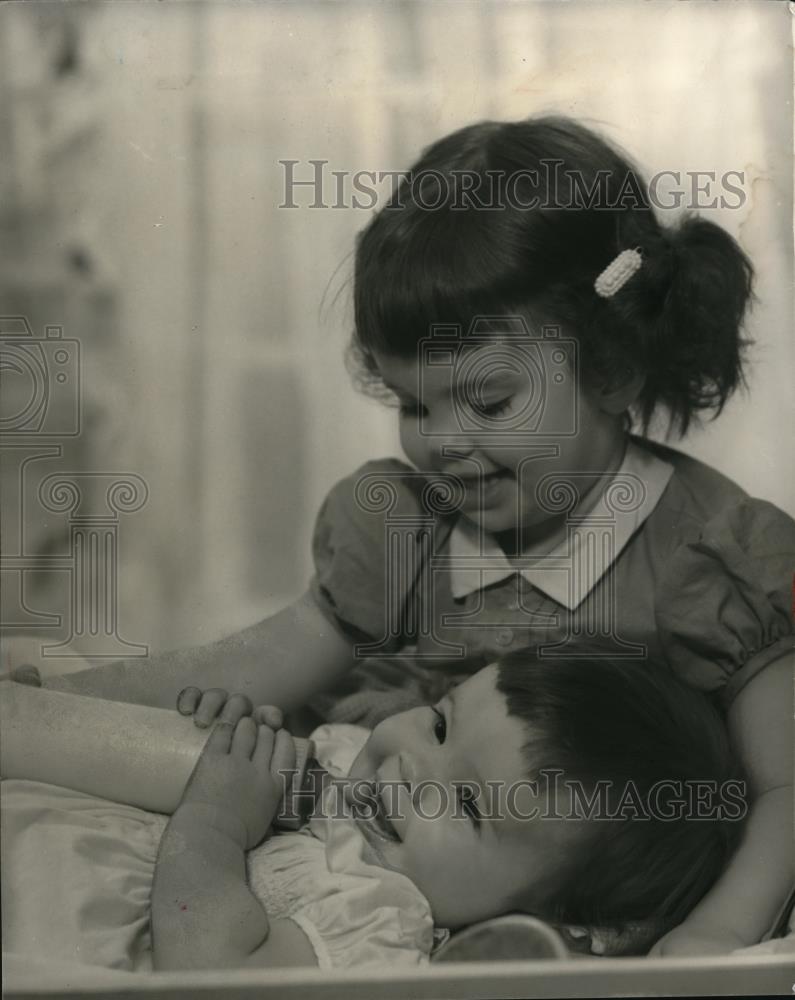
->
[[471, 396, 513, 419], [431, 706, 447, 744]]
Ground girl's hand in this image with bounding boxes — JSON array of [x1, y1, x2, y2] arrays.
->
[[176, 686, 284, 731], [647, 920, 748, 957], [5, 664, 42, 687], [178, 714, 296, 850]]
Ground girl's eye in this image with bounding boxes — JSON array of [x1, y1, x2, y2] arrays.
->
[[471, 396, 513, 419], [398, 401, 427, 419], [431, 707, 447, 744]]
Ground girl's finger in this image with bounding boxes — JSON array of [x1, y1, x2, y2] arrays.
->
[[252, 705, 283, 729], [10, 664, 43, 688], [219, 693, 254, 726], [206, 720, 234, 754], [231, 716, 258, 759], [194, 689, 228, 728], [270, 728, 297, 779], [177, 687, 201, 715]]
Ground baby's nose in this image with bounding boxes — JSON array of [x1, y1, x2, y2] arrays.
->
[[398, 751, 418, 786]]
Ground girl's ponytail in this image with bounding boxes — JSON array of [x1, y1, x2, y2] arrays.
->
[[633, 215, 754, 435]]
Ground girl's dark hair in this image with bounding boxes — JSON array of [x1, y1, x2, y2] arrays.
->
[[495, 654, 746, 952], [352, 116, 753, 435]]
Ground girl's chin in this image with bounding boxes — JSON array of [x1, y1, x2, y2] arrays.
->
[[460, 507, 565, 546], [460, 508, 524, 532]]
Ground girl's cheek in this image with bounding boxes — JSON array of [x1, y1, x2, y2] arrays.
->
[[398, 424, 429, 467]]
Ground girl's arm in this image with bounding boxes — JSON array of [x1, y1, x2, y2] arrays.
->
[[152, 718, 317, 970], [43, 590, 354, 713], [651, 652, 793, 955]]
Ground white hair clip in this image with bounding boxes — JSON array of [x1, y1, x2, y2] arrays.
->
[[594, 248, 643, 298]]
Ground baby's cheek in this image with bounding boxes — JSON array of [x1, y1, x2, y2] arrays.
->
[[404, 818, 469, 882], [346, 747, 372, 782]]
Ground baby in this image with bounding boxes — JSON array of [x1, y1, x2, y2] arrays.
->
[[152, 654, 746, 970]]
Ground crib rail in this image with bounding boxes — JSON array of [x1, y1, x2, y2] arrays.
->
[[5, 953, 793, 1000]]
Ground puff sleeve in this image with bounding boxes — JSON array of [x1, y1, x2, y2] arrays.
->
[[289, 874, 433, 970], [655, 499, 794, 707], [309, 458, 435, 650]]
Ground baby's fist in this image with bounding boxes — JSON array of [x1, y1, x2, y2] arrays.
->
[[179, 716, 296, 849]]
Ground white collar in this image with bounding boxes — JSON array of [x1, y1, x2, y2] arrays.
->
[[446, 440, 673, 611]]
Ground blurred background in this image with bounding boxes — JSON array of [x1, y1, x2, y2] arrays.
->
[[0, 0, 791, 659]]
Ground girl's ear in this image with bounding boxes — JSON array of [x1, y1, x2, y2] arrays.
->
[[593, 366, 645, 416]]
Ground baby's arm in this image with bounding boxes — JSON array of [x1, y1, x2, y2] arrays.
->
[[43, 591, 354, 713], [651, 653, 793, 955], [152, 717, 317, 970]]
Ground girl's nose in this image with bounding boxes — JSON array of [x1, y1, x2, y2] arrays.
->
[[439, 440, 477, 464], [420, 410, 478, 460], [433, 438, 481, 477]]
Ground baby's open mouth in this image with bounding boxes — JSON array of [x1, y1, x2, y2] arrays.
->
[[350, 782, 402, 844]]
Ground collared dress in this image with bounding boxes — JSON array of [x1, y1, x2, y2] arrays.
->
[[308, 436, 795, 726]]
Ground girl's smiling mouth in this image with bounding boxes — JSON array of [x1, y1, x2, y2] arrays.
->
[[459, 468, 514, 507]]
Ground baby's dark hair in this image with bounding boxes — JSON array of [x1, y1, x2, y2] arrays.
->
[[495, 653, 746, 953], [352, 116, 753, 435]]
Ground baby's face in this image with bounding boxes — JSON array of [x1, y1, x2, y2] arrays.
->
[[346, 665, 577, 928]]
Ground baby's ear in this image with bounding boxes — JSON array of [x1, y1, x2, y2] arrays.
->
[[592, 366, 646, 416]]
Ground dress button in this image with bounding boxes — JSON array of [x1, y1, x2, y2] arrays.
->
[[496, 628, 514, 646]]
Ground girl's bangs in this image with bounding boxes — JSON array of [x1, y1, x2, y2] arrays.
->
[[354, 208, 540, 361]]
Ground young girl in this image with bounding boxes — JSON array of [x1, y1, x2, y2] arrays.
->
[[32, 116, 793, 955], [2, 656, 745, 971]]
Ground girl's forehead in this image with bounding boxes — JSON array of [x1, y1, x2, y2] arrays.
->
[[374, 337, 556, 392]]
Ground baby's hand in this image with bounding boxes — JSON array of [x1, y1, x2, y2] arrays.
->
[[177, 686, 284, 731], [178, 714, 296, 850]]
